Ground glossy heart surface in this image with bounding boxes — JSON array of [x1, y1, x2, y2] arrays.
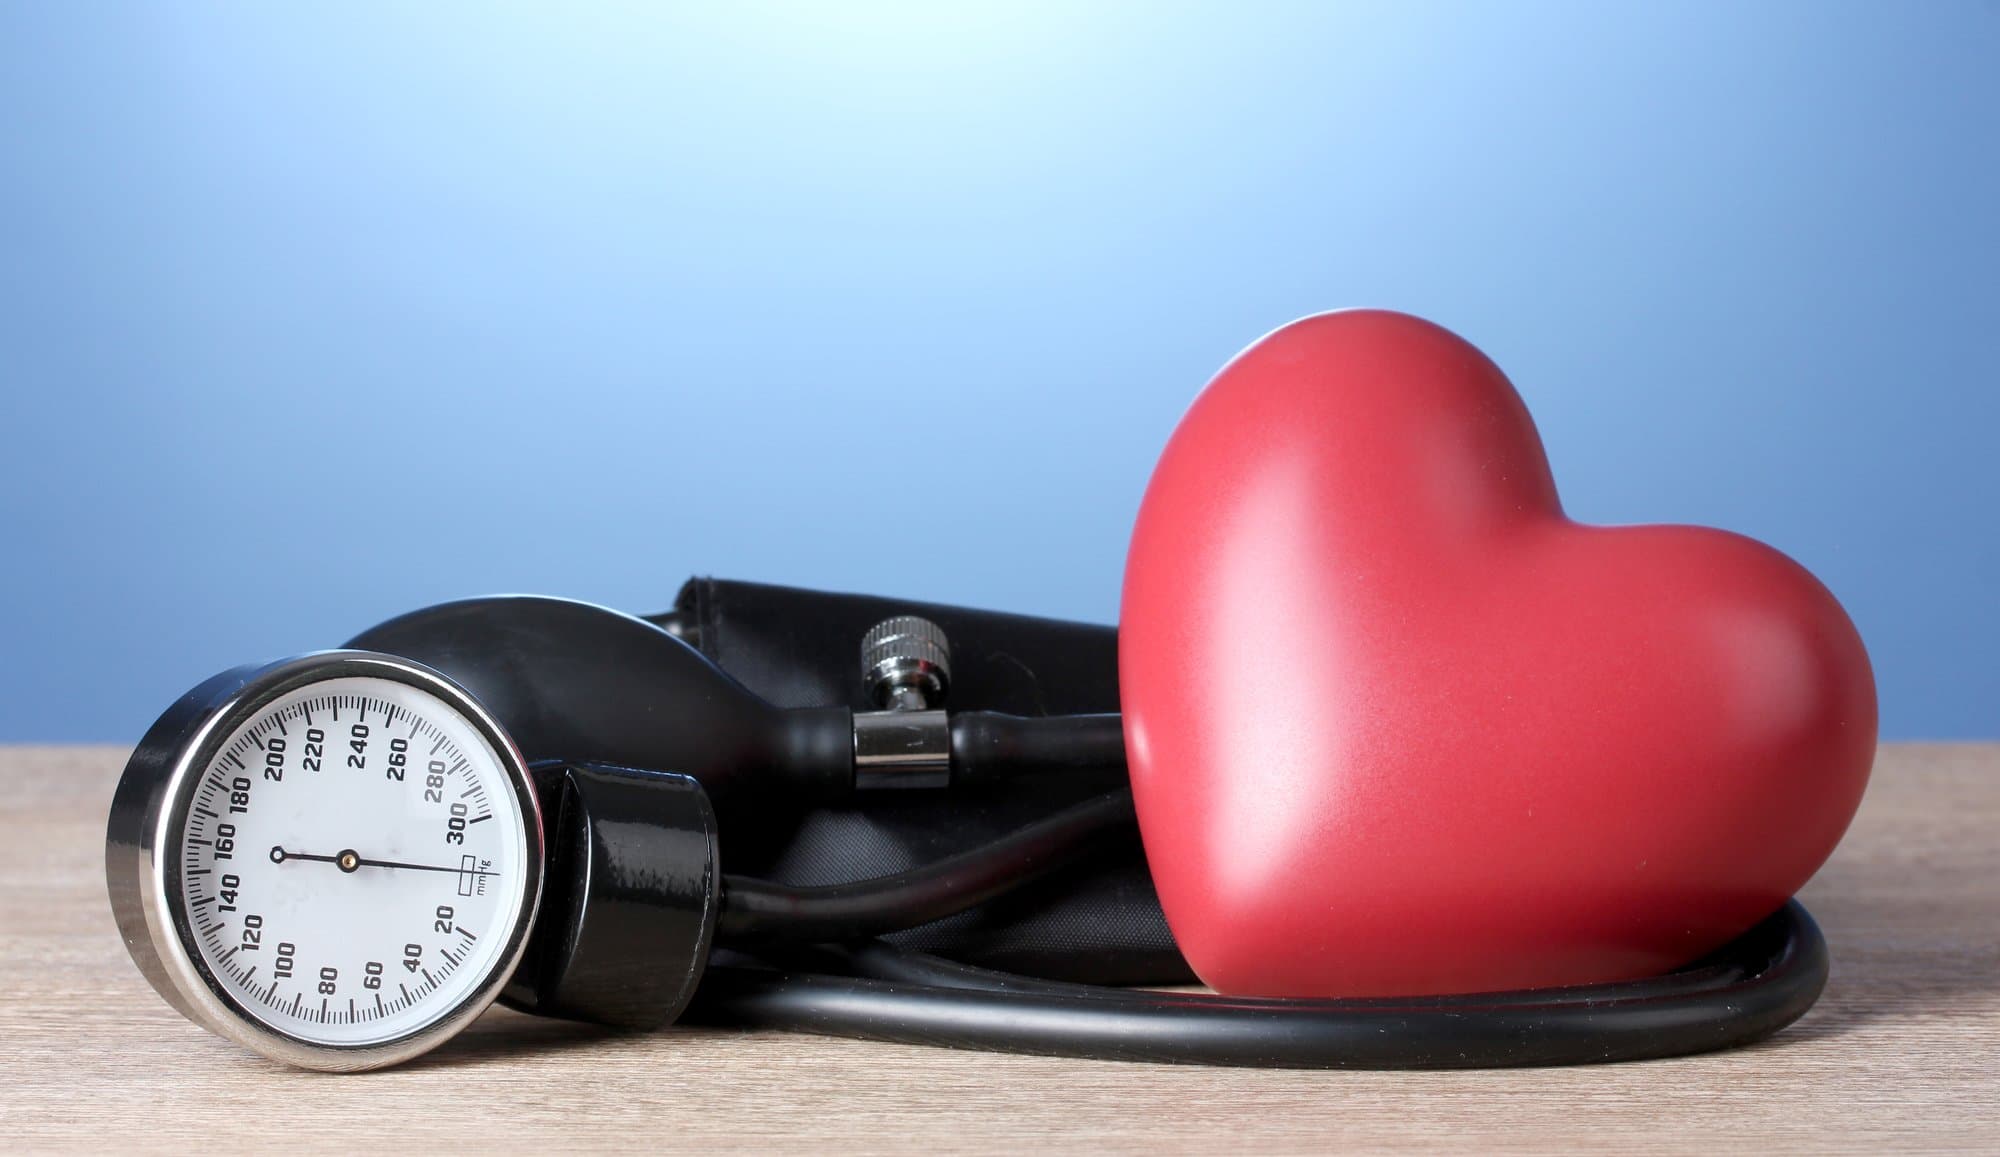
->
[[1120, 310, 1875, 997]]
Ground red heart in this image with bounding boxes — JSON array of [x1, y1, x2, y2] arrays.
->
[[1120, 310, 1876, 997]]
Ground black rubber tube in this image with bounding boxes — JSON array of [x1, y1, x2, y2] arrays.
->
[[686, 901, 1828, 1069], [714, 789, 1137, 943], [757, 937, 1756, 1009], [949, 711, 1128, 784]]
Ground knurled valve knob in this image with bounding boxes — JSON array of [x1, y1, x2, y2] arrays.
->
[[860, 615, 952, 710]]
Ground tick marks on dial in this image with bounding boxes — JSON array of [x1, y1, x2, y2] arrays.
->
[[180, 678, 523, 1044]]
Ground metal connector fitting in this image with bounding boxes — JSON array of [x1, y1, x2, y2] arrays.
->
[[853, 709, 951, 790]]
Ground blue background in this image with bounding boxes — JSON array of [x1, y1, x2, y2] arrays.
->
[[2, 3, 1995, 741]]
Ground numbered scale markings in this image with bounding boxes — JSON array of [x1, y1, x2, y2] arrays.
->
[[171, 674, 533, 1048]]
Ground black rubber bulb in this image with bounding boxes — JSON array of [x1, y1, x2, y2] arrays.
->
[[346, 596, 854, 807]]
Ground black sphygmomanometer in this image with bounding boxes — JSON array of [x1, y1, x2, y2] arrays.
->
[[107, 576, 1826, 1072]]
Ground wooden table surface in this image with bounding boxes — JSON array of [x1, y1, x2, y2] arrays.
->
[[2, 744, 1994, 1153]]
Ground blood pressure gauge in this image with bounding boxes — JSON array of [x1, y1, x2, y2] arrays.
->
[[106, 652, 544, 1071]]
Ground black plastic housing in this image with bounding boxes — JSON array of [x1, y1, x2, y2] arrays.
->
[[346, 596, 854, 814], [501, 761, 721, 1029]]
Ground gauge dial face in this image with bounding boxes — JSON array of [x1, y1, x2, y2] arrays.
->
[[171, 674, 532, 1048]]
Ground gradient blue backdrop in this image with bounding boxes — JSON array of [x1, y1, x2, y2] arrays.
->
[[2, 3, 1994, 741]]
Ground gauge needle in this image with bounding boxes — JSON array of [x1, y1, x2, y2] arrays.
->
[[270, 845, 498, 876]]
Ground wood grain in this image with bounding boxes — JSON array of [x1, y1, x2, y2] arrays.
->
[[1, 744, 1993, 1153]]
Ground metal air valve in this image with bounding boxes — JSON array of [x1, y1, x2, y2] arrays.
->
[[853, 615, 953, 789]]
